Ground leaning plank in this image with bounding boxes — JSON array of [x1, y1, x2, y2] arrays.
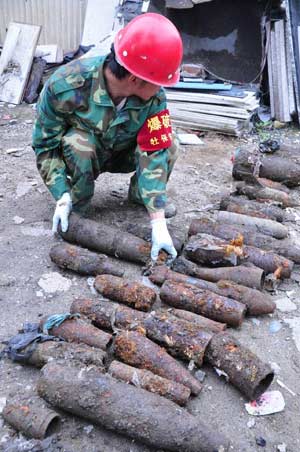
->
[[285, 1, 300, 121], [0, 22, 41, 104], [275, 20, 291, 122], [266, 22, 275, 118], [286, 23, 296, 115], [270, 28, 280, 119]]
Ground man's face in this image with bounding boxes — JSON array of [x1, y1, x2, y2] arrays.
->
[[129, 77, 161, 101]]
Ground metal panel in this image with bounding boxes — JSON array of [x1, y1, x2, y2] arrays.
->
[[0, 0, 88, 50]]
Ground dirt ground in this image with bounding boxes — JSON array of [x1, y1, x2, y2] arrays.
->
[[1, 101, 300, 452]]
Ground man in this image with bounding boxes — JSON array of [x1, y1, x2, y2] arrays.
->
[[32, 13, 183, 261]]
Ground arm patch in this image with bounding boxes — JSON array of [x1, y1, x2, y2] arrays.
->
[[137, 109, 172, 152]]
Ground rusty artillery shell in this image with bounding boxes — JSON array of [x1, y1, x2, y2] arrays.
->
[[185, 233, 243, 266], [243, 245, 294, 278], [60, 213, 151, 264], [186, 232, 294, 278], [258, 156, 300, 187], [213, 280, 275, 315], [108, 360, 191, 406], [143, 311, 213, 366], [188, 216, 300, 264], [205, 332, 274, 400], [71, 298, 212, 366], [232, 146, 300, 187], [168, 309, 226, 333], [26, 341, 106, 369], [220, 196, 286, 222], [235, 181, 300, 207], [217, 211, 288, 239], [277, 143, 300, 162], [49, 243, 124, 277], [160, 280, 246, 327], [113, 330, 203, 395], [277, 143, 300, 163], [149, 265, 275, 316], [38, 361, 230, 452], [2, 394, 60, 439], [94, 274, 157, 311], [257, 177, 291, 193], [70, 297, 146, 330], [172, 256, 265, 290], [41, 317, 111, 350]]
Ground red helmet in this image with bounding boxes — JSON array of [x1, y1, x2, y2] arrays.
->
[[114, 13, 183, 87]]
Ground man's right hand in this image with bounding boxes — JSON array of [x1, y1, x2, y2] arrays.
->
[[151, 218, 177, 262], [52, 192, 72, 233]]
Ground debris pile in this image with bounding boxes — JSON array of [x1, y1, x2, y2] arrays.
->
[[166, 86, 260, 136]]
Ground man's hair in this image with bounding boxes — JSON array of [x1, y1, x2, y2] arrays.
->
[[106, 44, 130, 80]]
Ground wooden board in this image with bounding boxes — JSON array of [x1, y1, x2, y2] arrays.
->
[[168, 101, 250, 119], [285, 0, 300, 122], [0, 22, 41, 104], [266, 22, 275, 118], [270, 28, 280, 119], [286, 22, 296, 115], [166, 90, 259, 111], [275, 20, 291, 122]]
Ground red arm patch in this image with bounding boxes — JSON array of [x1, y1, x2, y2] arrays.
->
[[137, 109, 173, 152]]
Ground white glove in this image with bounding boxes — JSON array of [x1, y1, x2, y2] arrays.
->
[[52, 192, 72, 233], [151, 218, 177, 261]]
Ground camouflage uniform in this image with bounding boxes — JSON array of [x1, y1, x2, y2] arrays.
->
[[32, 55, 178, 213]]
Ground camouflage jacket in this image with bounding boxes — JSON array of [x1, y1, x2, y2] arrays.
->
[[32, 55, 175, 213]]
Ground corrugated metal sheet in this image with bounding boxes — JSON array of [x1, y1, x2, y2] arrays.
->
[[0, 0, 88, 50]]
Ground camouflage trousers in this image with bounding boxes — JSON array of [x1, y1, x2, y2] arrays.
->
[[61, 128, 178, 212]]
